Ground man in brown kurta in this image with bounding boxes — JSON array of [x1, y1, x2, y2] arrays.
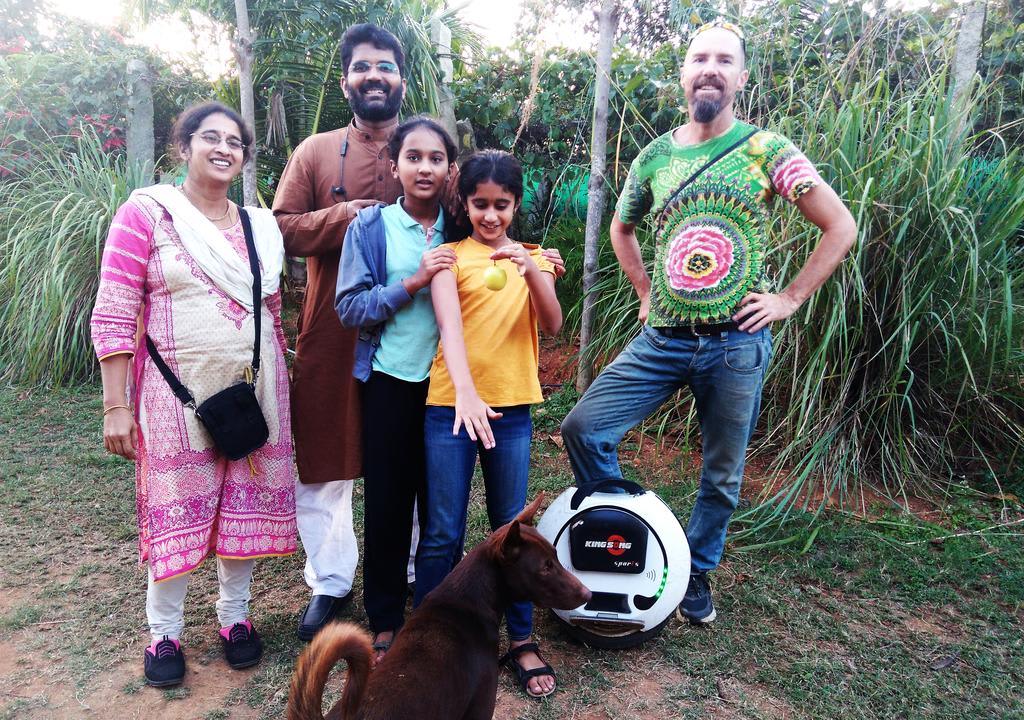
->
[[273, 23, 407, 641], [276, 121, 401, 481]]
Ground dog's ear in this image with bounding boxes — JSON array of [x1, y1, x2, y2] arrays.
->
[[515, 492, 545, 526], [496, 520, 523, 563]]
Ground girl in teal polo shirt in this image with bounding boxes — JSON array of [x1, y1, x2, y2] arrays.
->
[[336, 116, 457, 663]]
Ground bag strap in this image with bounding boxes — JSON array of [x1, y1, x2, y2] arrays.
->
[[238, 207, 262, 379], [656, 127, 760, 236], [146, 334, 197, 408], [146, 206, 264, 407]]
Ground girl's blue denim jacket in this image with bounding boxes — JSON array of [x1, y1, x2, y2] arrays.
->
[[334, 204, 415, 382]]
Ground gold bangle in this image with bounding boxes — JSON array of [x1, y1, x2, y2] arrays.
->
[[103, 404, 131, 416]]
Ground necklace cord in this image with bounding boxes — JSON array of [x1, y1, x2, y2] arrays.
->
[[179, 184, 233, 223]]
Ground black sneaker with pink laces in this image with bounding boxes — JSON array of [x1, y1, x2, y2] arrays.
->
[[220, 620, 263, 669], [144, 636, 185, 687]]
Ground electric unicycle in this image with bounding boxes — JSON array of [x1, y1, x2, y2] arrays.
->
[[536, 479, 690, 649]]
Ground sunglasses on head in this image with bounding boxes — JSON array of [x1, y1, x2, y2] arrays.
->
[[694, 19, 747, 56]]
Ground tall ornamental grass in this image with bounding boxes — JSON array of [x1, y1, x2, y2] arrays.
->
[[0, 131, 149, 385], [757, 70, 1024, 516], [567, 69, 1024, 513]]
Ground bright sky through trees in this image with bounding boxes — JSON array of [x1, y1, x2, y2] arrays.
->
[[46, 0, 543, 78], [47, 0, 531, 42], [45, 0, 943, 78]]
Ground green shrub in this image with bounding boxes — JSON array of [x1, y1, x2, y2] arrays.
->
[[0, 21, 209, 180], [0, 129, 150, 385]]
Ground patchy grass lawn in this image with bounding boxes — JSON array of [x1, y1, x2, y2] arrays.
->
[[1, 384, 1021, 720]]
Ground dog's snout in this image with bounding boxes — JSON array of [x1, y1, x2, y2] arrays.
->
[[572, 577, 592, 606], [548, 567, 592, 610]]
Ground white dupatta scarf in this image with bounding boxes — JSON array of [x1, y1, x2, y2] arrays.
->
[[134, 184, 284, 311]]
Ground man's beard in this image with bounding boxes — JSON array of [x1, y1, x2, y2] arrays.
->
[[693, 97, 724, 123], [348, 83, 403, 122]]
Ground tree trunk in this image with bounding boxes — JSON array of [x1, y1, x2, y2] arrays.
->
[[125, 58, 154, 184], [430, 17, 458, 142], [576, 0, 619, 393], [951, 1, 987, 106], [233, 0, 257, 206]]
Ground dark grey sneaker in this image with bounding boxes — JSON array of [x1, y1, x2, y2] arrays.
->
[[144, 636, 185, 687], [676, 572, 717, 624], [220, 621, 263, 669]]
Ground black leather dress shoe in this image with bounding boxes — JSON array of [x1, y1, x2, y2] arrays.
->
[[297, 593, 352, 641]]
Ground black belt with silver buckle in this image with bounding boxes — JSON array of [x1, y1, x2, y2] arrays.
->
[[654, 322, 737, 338]]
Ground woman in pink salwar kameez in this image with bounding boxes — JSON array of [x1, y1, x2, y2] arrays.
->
[[91, 102, 296, 687]]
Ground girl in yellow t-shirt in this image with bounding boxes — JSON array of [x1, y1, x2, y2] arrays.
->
[[413, 150, 563, 698]]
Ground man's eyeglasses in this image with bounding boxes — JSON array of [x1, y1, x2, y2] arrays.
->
[[191, 131, 246, 151], [349, 60, 400, 75]]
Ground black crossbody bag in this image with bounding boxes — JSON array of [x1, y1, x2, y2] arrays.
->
[[146, 207, 269, 461]]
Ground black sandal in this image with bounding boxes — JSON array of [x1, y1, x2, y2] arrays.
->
[[371, 632, 393, 667], [500, 642, 556, 699]]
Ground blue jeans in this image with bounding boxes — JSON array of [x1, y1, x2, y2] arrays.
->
[[561, 325, 772, 573], [415, 404, 534, 641]]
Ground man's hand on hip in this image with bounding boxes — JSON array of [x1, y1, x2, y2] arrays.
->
[[733, 291, 799, 332], [638, 291, 651, 325]]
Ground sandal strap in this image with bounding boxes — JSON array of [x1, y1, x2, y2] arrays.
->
[[500, 641, 541, 664], [517, 663, 555, 681]]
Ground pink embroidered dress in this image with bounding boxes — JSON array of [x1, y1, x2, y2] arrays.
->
[[91, 192, 297, 582]]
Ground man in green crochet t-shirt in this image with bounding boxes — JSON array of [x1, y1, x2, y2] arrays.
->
[[562, 20, 857, 624]]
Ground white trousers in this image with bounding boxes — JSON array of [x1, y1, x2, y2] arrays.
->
[[295, 479, 359, 596], [146, 557, 255, 642]]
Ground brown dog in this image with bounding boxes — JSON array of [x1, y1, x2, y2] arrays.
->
[[287, 494, 591, 720]]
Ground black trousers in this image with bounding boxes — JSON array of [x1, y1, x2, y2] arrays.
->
[[361, 371, 428, 634]]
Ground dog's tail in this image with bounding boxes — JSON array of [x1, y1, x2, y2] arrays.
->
[[287, 621, 372, 720]]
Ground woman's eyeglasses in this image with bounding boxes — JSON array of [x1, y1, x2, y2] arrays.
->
[[349, 60, 400, 75], [191, 131, 246, 151]]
